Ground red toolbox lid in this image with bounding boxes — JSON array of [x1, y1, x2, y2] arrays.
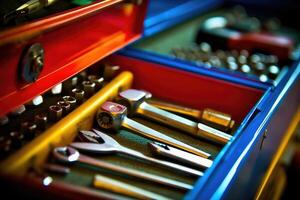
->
[[0, 0, 147, 116]]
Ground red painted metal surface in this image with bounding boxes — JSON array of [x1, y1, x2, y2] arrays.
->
[[0, 0, 148, 116], [106, 55, 264, 123], [0, 0, 124, 46]]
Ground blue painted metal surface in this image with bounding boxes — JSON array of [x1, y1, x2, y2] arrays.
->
[[186, 57, 300, 200], [144, 0, 223, 36]]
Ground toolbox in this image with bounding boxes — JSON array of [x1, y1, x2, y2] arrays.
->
[[119, 0, 300, 199], [0, 0, 299, 200]]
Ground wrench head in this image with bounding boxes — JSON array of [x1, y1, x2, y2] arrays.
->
[[96, 101, 127, 132], [53, 146, 80, 163], [117, 89, 147, 115], [79, 129, 120, 147], [92, 129, 119, 146], [78, 130, 104, 143]]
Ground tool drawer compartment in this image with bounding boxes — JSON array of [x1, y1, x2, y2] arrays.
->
[[0, 53, 267, 199], [125, 0, 300, 86], [113, 51, 299, 199]]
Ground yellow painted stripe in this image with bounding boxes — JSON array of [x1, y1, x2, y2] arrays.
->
[[0, 71, 133, 175], [255, 107, 300, 200]]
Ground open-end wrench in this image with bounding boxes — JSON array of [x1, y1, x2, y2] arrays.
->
[[72, 129, 204, 176], [96, 101, 210, 158], [94, 174, 170, 200], [117, 89, 232, 145], [53, 146, 193, 191], [149, 142, 213, 169]]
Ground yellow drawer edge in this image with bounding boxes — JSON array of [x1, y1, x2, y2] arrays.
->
[[0, 71, 133, 175]]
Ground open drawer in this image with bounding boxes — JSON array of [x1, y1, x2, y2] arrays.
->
[[124, 0, 300, 87], [0, 53, 269, 199]]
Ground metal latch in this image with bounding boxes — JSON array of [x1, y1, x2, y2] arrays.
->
[[21, 43, 44, 83], [260, 129, 268, 150]]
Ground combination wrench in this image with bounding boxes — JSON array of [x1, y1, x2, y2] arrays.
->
[[53, 146, 193, 191], [96, 101, 210, 158], [72, 129, 205, 176]]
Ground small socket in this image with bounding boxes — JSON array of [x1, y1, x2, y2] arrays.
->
[[0, 115, 9, 126], [51, 83, 62, 95], [0, 138, 12, 158], [11, 105, 26, 116], [57, 101, 71, 116], [27, 95, 43, 106], [34, 113, 48, 131], [253, 62, 266, 73], [21, 121, 37, 140], [63, 76, 78, 93], [62, 96, 77, 109], [82, 81, 96, 98], [103, 64, 120, 81], [240, 64, 251, 73], [9, 131, 24, 149], [259, 74, 269, 82], [71, 88, 85, 103], [88, 75, 104, 91], [49, 105, 63, 122], [268, 65, 280, 79]]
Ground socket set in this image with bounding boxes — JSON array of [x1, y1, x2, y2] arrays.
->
[[177, 5, 296, 82], [0, 64, 119, 161], [171, 44, 283, 82], [132, 5, 299, 83], [0, 57, 265, 199]]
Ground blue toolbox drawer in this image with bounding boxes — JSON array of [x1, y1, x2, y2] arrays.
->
[[114, 48, 300, 199], [118, 0, 300, 199], [127, 0, 300, 85]]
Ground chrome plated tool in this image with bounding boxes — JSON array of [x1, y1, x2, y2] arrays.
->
[[149, 142, 213, 169], [3, 0, 59, 24], [53, 146, 192, 190], [72, 129, 203, 177], [117, 89, 232, 144], [94, 174, 170, 200], [96, 101, 210, 158], [146, 98, 235, 132]]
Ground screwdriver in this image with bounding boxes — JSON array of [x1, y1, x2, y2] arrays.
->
[[3, 0, 59, 24]]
